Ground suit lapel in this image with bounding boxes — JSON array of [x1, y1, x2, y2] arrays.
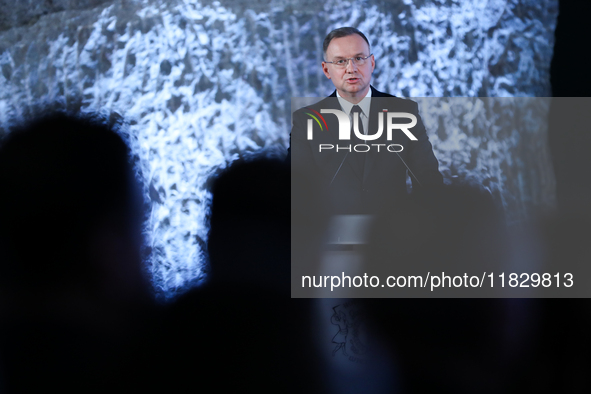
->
[[363, 87, 388, 183], [323, 91, 364, 181]]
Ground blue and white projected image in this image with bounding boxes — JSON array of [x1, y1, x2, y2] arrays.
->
[[0, 0, 558, 298]]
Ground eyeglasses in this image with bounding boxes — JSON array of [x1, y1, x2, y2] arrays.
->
[[324, 54, 373, 68]]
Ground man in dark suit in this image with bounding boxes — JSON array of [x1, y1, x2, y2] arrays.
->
[[288, 27, 442, 214]]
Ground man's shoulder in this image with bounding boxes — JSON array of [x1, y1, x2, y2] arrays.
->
[[293, 87, 419, 114], [293, 95, 340, 115], [371, 86, 395, 98], [371, 87, 419, 112]]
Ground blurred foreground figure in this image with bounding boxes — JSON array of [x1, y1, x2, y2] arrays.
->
[[362, 184, 530, 394], [207, 157, 290, 292], [0, 113, 152, 393], [154, 157, 322, 393]]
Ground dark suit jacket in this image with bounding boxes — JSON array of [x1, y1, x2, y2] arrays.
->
[[288, 86, 442, 214]]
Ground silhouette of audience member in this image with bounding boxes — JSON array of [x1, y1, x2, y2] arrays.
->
[[520, 213, 591, 394], [152, 157, 322, 393], [0, 113, 152, 393], [361, 184, 533, 394], [206, 157, 290, 292]]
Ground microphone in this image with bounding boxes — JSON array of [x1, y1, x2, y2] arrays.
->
[[329, 150, 423, 188], [330, 152, 349, 186], [394, 151, 423, 187]]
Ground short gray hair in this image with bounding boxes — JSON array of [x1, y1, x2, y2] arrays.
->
[[323, 27, 371, 59]]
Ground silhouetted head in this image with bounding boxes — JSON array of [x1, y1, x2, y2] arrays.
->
[[207, 157, 290, 291], [323, 27, 371, 58], [362, 184, 514, 393], [0, 112, 146, 302]]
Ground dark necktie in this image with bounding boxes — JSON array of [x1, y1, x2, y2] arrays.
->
[[351, 105, 365, 137], [351, 105, 366, 172]]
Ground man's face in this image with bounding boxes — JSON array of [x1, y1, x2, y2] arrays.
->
[[322, 34, 375, 100]]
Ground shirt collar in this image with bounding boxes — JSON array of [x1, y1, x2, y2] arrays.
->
[[336, 88, 372, 117]]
